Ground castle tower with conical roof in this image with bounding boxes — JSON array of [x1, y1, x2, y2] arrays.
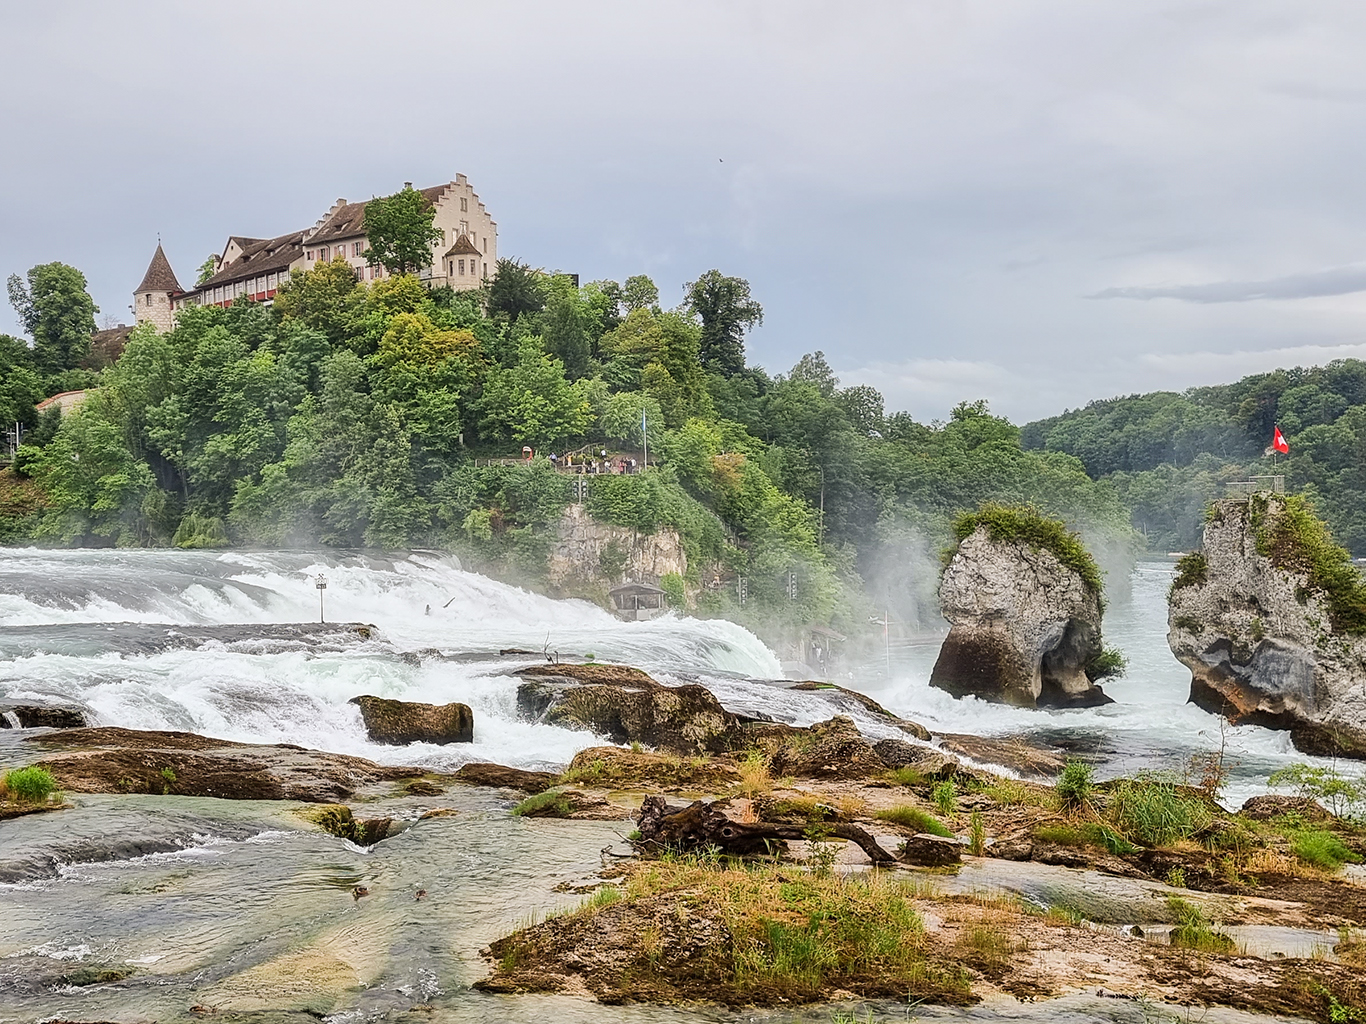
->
[[134, 244, 182, 332]]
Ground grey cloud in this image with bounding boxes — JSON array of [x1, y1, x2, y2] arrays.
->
[[1088, 264, 1366, 303]]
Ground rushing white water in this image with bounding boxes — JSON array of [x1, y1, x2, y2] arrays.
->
[[0, 548, 1361, 801], [0, 548, 785, 771]]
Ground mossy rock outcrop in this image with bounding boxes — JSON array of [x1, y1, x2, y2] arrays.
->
[[930, 505, 1113, 708], [516, 664, 742, 755], [1168, 494, 1366, 758], [349, 695, 474, 745]]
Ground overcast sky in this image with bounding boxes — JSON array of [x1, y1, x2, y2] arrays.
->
[[5, 2, 1366, 422]]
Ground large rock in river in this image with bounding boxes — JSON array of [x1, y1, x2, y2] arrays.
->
[[930, 518, 1111, 708], [516, 663, 741, 755], [350, 695, 473, 745], [1168, 494, 1366, 758]]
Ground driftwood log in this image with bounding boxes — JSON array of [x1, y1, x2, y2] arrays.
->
[[634, 795, 897, 865]]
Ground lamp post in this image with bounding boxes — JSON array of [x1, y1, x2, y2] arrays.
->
[[315, 573, 327, 623]]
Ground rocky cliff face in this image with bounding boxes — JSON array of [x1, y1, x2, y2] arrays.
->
[[930, 526, 1110, 708], [547, 504, 687, 588], [1168, 495, 1366, 758]]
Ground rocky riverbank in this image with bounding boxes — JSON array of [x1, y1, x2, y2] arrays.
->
[[4, 661, 1365, 1021]]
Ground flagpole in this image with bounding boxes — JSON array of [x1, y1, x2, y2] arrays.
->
[[642, 410, 648, 471]]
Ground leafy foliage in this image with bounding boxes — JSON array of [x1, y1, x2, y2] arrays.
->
[[1171, 551, 1208, 590], [363, 184, 444, 276], [1253, 494, 1366, 634], [1055, 760, 1094, 809]]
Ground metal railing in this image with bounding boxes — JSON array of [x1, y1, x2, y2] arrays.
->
[[1226, 475, 1286, 496]]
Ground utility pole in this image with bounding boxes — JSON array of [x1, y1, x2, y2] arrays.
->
[[315, 573, 327, 623]]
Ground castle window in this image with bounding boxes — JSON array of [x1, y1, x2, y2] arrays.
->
[[306, 250, 313, 261], [460, 197, 468, 212], [353, 241, 362, 256], [483, 238, 488, 252], [319, 246, 329, 260], [458, 259, 465, 275]]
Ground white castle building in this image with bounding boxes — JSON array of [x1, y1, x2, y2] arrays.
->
[[134, 175, 496, 332]]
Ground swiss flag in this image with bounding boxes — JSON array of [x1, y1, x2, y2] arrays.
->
[[1273, 426, 1290, 454]]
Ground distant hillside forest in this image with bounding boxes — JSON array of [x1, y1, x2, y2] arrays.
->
[[1, 256, 1131, 635], [1022, 359, 1366, 554]]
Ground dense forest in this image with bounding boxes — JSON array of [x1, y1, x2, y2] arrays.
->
[[0, 215, 1131, 639], [1021, 360, 1366, 554]]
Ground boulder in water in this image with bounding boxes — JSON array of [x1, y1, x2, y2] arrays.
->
[[349, 695, 474, 745], [767, 716, 887, 780], [516, 664, 742, 755], [453, 763, 558, 793], [1168, 494, 1366, 758], [0, 702, 89, 729], [930, 507, 1113, 708]]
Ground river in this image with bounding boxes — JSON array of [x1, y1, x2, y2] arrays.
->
[[0, 549, 1351, 1022]]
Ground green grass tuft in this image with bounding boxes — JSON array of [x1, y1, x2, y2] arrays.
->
[[951, 502, 1104, 595], [1109, 773, 1211, 847], [1292, 830, 1363, 872], [3, 766, 57, 804], [875, 805, 953, 837], [1056, 759, 1094, 809], [1167, 896, 1234, 953], [512, 789, 573, 818]]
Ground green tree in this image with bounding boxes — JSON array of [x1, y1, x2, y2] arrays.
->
[[622, 274, 659, 312], [7, 263, 98, 374], [196, 256, 219, 286], [487, 258, 547, 322], [474, 339, 592, 447], [364, 184, 443, 276], [272, 255, 364, 344], [683, 269, 763, 377]]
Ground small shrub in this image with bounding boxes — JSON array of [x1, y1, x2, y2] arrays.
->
[[969, 810, 986, 856], [1269, 763, 1366, 819], [1109, 773, 1212, 847], [876, 805, 952, 837], [888, 766, 927, 787], [160, 766, 176, 795], [1166, 896, 1234, 953], [1173, 614, 1204, 633], [930, 780, 957, 815], [172, 511, 229, 549], [3, 766, 57, 804], [1086, 646, 1127, 680], [803, 817, 837, 876], [737, 750, 772, 798], [1056, 760, 1094, 810], [1292, 831, 1363, 872], [512, 789, 572, 818], [1166, 866, 1187, 889], [1171, 552, 1208, 591], [659, 572, 686, 609]]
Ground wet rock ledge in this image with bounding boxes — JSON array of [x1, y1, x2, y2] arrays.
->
[[25, 727, 424, 802]]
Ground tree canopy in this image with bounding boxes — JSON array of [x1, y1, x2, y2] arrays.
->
[[364, 184, 444, 276]]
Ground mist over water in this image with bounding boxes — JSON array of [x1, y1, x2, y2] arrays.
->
[[0, 549, 1351, 802], [0, 548, 780, 771]]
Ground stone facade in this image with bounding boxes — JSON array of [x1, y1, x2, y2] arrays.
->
[[133, 243, 181, 332], [548, 504, 687, 588], [134, 175, 496, 328]]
